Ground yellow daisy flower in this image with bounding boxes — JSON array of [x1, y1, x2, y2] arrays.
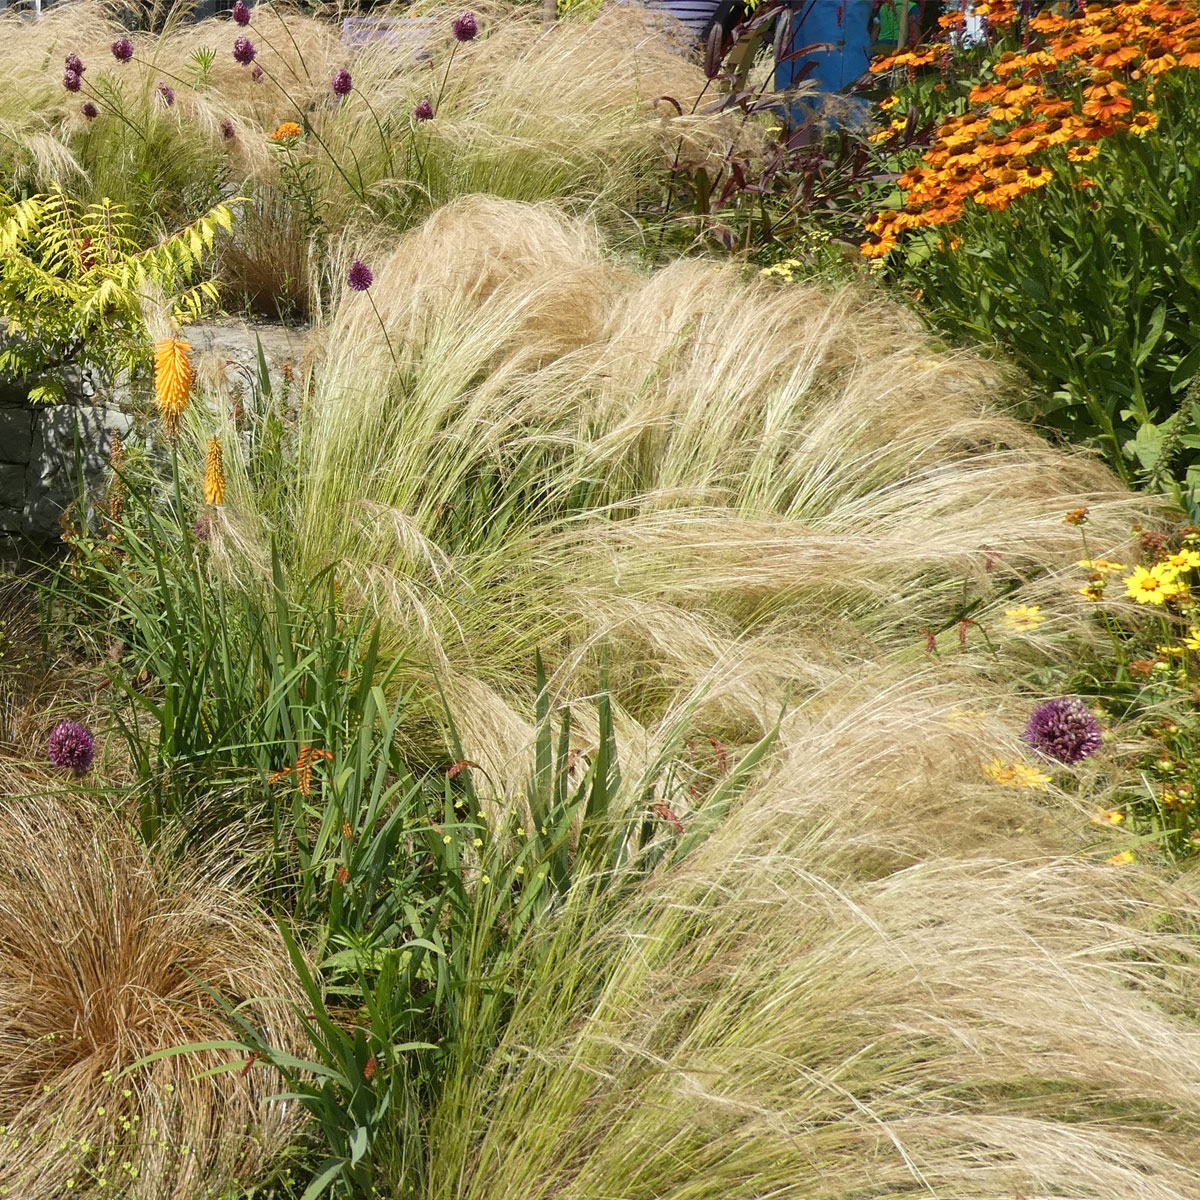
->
[[984, 758, 1051, 791], [1002, 605, 1045, 630], [1123, 564, 1181, 604], [1106, 850, 1135, 865], [1090, 809, 1125, 825]]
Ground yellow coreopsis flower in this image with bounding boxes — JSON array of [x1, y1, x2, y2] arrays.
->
[[204, 436, 225, 506], [1123, 564, 1180, 604], [154, 338, 192, 440], [1002, 605, 1045, 631]]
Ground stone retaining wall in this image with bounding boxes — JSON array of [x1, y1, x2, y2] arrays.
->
[[0, 321, 306, 543]]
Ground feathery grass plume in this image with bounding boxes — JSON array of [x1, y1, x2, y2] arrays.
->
[[204, 435, 226, 505], [421, 827, 1200, 1200], [265, 196, 1139, 786], [154, 337, 192, 439], [0, 794, 304, 1199]]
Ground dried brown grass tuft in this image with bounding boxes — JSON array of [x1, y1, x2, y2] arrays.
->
[[0, 794, 304, 1199]]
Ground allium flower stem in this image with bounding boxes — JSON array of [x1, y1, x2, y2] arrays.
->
[[354, 89, 396, 178], [434, 42, 461, 116], [365, 289, 401, 373]]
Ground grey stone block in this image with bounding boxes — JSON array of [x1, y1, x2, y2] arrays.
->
[[0, 465, 23, 511], [0, 507, 21, 534], [0, 409, 32, 462]]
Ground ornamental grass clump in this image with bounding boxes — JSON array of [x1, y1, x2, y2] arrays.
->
[[0, 795, 304, 1200], [208, 194, 1138, 787]]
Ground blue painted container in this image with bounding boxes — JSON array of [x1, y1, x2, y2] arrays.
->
[[775, 0, 874, 104]]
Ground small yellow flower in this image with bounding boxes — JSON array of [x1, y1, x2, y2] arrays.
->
[[1165, 549, 1200, 571], [442, 834, 452, 844], [984, 758, 1051, 791], [1123, 564, 1181, 604], [1183, 628, 1200, 651], [1076, 584, 1104, 602], [203, 436, 225, 506], [879, 94, 901, 110], [1106, 849, 1135, 865], [1002, 605, 1045, 631], [154, 338, 192, 440], [1076, 559, 1125, 573], [1090, 809, 1125, 825]]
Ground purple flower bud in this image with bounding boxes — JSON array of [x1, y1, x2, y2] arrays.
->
[[220, 117, 236, 140], [452, 11, 478, 41], [194, 515, 211, 541], [414, 98, 434, 121], [112, 37, 134, 62], [63, 69, 82, 93], [232, 0, 251, 24], [232, 34, 257, 65], [81, 101, 99, 120], [65, 52, 85, 75], [332, 68, 352, 98], [48, 720, 96, 776], [1023, 698, 1103, 766], [156, 81, 175, 106], [347, 259, 373, 292], [251, 64, 264, 83]]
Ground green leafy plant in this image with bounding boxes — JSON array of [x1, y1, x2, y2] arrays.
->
[[0, 185, 234, 400]]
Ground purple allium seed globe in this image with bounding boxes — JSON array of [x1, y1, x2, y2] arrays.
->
[[231, 0, 251, 25], [112, 36, 134, 62], [65, 52, 85, 75], [1023, 697, 1103, 766], [232, 35, 257, 65], [220, 117, 236, 140], [251, 64, 264, 82], [48, 720, 96, 776], [414, 98, 434, 121], [63, 69, 82, 93], [194, 515, 211, 541], [331, 68, 352, 98], [452, 10, 478, 41], [156, 81, 175, 106], [81, 101, 99, 120], [347, 259, 373, 292]]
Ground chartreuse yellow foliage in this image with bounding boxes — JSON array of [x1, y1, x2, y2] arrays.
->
[[0, 186, 235, 403]]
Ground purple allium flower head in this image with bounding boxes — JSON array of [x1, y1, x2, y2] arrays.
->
[[1023, 697, 1103, 766], [81, 101, 99, 120], [232, 0, 251, 24], [232, 34, 257, 65], [347, 259, 373, 292], [414, 98, 434, 121], [331, 68, 352, 98], [48, 720, 96, 776], [220, 116, 236, 140], [193, 515, 211, 541], [452, 10, 478, 41], [156, 81, 175, 106], [112, 36, 134, 62], [251, 64, 264, 82], [65, 52, 85, 75], [63, 69, 82, 93]]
